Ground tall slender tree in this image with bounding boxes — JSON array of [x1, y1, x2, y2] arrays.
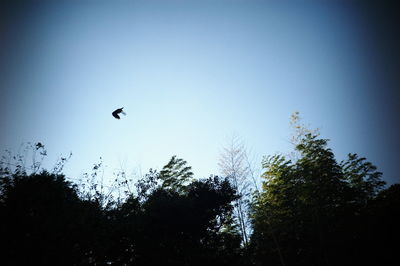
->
[[219, 135, 254, 246], [250, 114, 386, 266]]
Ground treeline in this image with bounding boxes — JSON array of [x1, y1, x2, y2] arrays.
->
[[1, 129, 399, 265]]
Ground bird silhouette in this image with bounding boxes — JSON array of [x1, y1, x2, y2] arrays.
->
[[112, 107, 125, 119]]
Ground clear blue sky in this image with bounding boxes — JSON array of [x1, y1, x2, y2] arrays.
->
[[1, 0, 399, 185]]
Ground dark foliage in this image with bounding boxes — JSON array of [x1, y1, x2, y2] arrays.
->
[[0, 164, 242, 265], [0, 171, 105, 264], [0, 138, 398, 266], [250, 133, 399, 266]]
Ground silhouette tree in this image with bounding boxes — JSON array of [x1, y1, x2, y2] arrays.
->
[[1, 151, 245, 265], [132, 175, 241, 266], [0, 171, 107, 265], [1, 133, 396, 266], [250, 130, 387, 266], [159, 155, 194, 193]]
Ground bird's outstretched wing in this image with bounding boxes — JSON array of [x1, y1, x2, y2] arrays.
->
[[112, 111, 120, 119]]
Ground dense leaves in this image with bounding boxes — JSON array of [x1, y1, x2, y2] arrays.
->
[[0, 171, 103, 264], [1, 132, 398, 265], [250, 133, 398, 266], [0, 158, 242, 265]]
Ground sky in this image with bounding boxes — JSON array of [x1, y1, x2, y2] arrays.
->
[[1, 0, 399, 185]]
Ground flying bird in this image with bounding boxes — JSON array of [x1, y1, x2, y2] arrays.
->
[[112, 107, 126, 119]]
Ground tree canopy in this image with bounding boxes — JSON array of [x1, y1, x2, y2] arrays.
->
[[250, 132, 394, 266], [0, 116, 398, 266]]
